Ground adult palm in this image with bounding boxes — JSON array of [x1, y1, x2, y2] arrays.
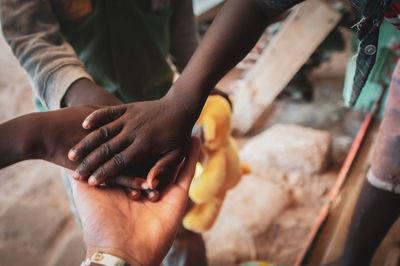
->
[[68, 138, 200, 266]]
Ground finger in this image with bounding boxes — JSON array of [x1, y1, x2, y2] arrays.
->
[[72, 133, 130, 180], [124, 187, 142, 201], [68, 121, 122, 162], [88, 143, 145, 186], [110, 175, 149, 190], [82, 105, 126, 129], [175, 137, 201, 192], [144, 189, 160, 202], [146, 150, 185, 190]]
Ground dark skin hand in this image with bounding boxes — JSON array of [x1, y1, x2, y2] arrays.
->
[[67, 0, 275, 189], [68, 93, 194, 189], [62, 78, 160, 199], [69, 88, 230, 189], [0, 105, 98, 170], [0, 104, 158, 200]]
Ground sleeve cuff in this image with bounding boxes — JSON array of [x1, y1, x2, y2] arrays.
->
[[42, 64, 94, 110]]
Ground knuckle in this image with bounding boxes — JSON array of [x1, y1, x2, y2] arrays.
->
[[106, 107, 115, 116], [78, 159, 91, 174], [96, 167, 107, 180], [79, 140, 89, 151], [99, 127, 110, 140], [112, 153, 126, 169], [101, 143, 112, 157]]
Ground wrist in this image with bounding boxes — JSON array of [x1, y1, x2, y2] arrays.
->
[[62, 78, 122, 107], [14, 113, 46, 161], [86, 246, 141, 266], [164, 83, 207, 126]]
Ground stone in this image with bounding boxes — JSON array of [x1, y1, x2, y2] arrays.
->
[[203, 175, 290, 265], [240, 124, 332, 175]]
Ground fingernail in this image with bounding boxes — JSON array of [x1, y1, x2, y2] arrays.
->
[[148, 191, 159, 202], [88, 176, 96, 185], [141, 183, 149, 190], [151, 179, 159, 189], [130, 190, 138, 197], [82, 119, 89, 129], [72, 171, 80, 180], [68, 150, 78, 161]]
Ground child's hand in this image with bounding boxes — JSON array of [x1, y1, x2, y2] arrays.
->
[[38, 105, 156, 199], [68, 96, 197, 189]]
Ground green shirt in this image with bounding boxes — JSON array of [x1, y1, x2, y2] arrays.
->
[[59, 0, 175, 103]]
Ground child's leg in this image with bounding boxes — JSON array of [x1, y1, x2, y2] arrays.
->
[[329, 60, 400, 266], [334, 180, 400, 266]]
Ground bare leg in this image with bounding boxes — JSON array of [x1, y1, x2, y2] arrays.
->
[[331, 181, 400, 266], [327, 60, 400, 266]]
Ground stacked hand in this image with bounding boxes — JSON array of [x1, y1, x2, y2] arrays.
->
[[68, 138, 200, 266], [68, 95, 197, 193], [37, 105, 161, 201]]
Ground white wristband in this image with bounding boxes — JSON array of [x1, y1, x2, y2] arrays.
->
[[81, 251, 129, 266]]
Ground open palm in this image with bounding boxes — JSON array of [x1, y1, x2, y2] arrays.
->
[[68, 138, 200, 266]]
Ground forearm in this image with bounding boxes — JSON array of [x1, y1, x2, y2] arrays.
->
[[169, 0, 199, 73], [0, 114, 44, 168], [168, 0, 274, 118], [62, 78, 123, 107]]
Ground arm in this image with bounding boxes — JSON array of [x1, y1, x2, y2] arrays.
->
[[66, 0, 296, 188], [0, 113, 43, 169], [0, 106, 98, 170], [0, 0, 121, 109], [62, 78, 122, 107], [169, 0, 199, 73], [168, 0, 278, 118]]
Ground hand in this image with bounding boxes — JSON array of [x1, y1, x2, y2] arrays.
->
[[69, 137, 200, 266], [37, 105, 152, 195], [39, 105, 99, 169], [68, 94, 197, 189]]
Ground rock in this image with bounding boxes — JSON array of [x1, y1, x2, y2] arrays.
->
[[203, 175, 290, 265], [240, 124, 332, 175]]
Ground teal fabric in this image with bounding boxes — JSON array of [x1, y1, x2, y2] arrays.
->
[[36, 0, 175, 110]]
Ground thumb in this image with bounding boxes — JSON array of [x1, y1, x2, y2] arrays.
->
[[176, 137, 201, 191]]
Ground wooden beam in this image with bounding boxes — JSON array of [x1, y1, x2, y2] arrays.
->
[[232, 0, 341, 134]]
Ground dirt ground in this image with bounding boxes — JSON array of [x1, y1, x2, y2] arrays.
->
[[0, 32, 86, 266], [0, 25, 363, 265]]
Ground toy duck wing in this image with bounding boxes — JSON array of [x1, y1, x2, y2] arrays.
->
[[189, 150, 226, 203]]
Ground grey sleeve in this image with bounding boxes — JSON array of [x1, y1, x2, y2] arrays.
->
[[0, 0, 93, 110], [169, 0, 199, 73]]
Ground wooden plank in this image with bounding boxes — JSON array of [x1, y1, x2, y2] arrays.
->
[[232, 0, 341, 134], [304, 121, 400, 265], [305, 121, 379, 264]]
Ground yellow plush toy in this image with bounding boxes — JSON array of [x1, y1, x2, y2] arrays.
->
[[183, 95, 250, 233]]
